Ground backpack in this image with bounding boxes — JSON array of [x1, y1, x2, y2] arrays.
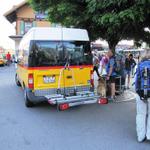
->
[[135, 59, 150, 100]]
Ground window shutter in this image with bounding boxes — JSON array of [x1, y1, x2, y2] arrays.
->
[[32, 21, 36, 27], [20, 21, 24, 35]]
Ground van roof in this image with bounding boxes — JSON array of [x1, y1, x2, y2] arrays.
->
[[27, 27, 89, 41]]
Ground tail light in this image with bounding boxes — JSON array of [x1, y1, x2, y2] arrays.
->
[[28, 73, 34, 89], [90, 70, 94, 87], [98, 98, 108, 104], [59, 103, 69, 111]]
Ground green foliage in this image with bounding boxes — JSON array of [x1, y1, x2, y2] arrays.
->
[[28, 0, 150, 51]]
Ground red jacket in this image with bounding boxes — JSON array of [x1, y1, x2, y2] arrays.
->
[[6, 53, 11, 60]]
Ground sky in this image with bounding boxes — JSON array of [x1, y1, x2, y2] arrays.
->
[[0, 0, 23, 49]]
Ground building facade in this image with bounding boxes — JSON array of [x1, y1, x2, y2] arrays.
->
[[4, 0, 60, 51]]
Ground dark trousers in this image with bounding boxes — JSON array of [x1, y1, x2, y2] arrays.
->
[[93, 66, 100, 77]]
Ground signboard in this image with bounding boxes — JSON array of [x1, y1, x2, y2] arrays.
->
[[35, 11, 48, 20]]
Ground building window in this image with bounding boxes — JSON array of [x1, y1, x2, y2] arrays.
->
[[19, 21, 33, 35], [24, 22, 33, 33]]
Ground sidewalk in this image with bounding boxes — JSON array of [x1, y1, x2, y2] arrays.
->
[[114, 90, 136, 102]]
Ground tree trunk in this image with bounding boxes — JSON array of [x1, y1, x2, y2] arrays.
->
[[108, 40, 119, 54], [109, 44, 116, 54]]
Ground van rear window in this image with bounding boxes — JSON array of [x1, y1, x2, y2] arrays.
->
[[29, 41, 92, 67]]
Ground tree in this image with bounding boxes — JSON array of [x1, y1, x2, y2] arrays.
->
[[29, 0, 150, 52]]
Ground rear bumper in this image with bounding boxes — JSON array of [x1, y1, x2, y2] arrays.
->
[[26, 88, 47, 102]]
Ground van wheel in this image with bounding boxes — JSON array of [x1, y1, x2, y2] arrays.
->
[[24, 89, 34, 107], [15, 74, 21, 86]]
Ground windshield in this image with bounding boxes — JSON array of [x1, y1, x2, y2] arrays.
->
[[29, 41, 92, 67]]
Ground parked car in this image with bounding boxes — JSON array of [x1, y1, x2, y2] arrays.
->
[[0, 54, 6, 66]]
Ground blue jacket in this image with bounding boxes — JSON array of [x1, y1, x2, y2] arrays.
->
[[106, 57, 116, 76]]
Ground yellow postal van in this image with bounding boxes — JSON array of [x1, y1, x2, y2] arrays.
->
[[15, 27, 100, 110]]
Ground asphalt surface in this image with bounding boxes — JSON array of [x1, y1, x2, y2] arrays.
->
[[0, 65, 149, 150]]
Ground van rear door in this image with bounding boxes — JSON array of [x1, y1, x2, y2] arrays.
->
[[29, 40, 92, 90], [62, 41, 92, 88]]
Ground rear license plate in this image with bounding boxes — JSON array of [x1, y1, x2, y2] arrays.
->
[[43, 76, 55, 83]]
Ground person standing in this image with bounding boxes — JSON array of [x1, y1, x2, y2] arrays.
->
[[135, 51, 150, 142], [6, 52, 11, 66], [106, 50, 116, 100], [93, 53, 100, 78], [99, 53, 109, 75], [125, 53, 136, 89]]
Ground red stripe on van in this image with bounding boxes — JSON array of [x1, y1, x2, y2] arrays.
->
[[18, 64, 93, 70]]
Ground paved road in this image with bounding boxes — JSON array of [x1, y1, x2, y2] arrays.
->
[[0, 65, 149, 150]]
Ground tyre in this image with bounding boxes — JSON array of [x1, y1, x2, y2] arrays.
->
[[15, 74, 21, 86], [24, 89, 34, 107]]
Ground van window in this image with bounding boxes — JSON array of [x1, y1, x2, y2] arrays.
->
[[29, 41, 92, 67], [63, 41, 92, 65], [29, 41, 64, 67]]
